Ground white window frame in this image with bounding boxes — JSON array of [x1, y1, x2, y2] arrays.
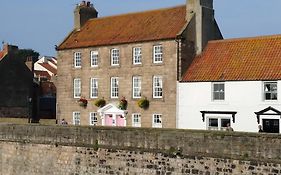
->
[[153, 76, 163, 99], [207, 116, 231, 131], [153, 45, 163, 63], [133, 76, 141, 98], [263, 81, 278, 101], [73, 78, 81, 98], [89, 112, 98, 126], [90, 51, 98, 67], [111, 77, 119, 98], [111, 48, 120, 66], [73, 112, 81, 125], [132, 113, 141, 127], [133, 47, 142, 65], [90, 78, 98, 98], [74, 52, 81, 68], [152, 114, 162, 128], [212, 82, 225, 101]]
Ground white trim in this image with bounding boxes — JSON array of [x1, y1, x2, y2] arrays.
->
[[132, 76, 141, 99], [111, 77, 119, 99], [74, 52, 81, 68], [73, 111, 81, 125], [153, 76, 163, 99], [132, 113, 141, 127], [212, 82, 225, 101], [152, 114, 162, 128], [206, 115, 231, 131], [153, 45, 163, 64], [89, 112, 98, 126], [111, 48, 120, 66], [90, 51, 98, 67], [90, 78, 98, 98], [73, 78, 81, 99], [133, 47, 142, 65]]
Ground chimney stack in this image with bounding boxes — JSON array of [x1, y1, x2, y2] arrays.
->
[[74, 1, 98, 31], [186, 0, 216, 54]]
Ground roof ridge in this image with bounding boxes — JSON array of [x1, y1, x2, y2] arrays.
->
[[88, 5, 185, 22], [209, 34, 281, 44]]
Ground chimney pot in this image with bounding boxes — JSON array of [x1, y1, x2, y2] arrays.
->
[[82, 1, 86, 6], [87, 1, 91, 7]]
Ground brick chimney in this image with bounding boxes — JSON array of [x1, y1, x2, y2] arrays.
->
[[74, 1, 98, 31], [186, 0, 216, 54]]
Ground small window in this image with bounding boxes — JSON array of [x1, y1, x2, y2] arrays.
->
[[153, 76, 163, 98], [74, 52, 81, 68], [73, 112, 81, 125], [90, 51, 98, 67], [132, 113, 141, 127], [111, 77, 119, 98], [152, 114, 162, 128], [264, 82, 277, 100], [133, 47, 142, 65], [73, 78, 81, 98], [111, 49, 120, 66], [133, 76, 141, 98], [90, 78, 98, 98], [153, 45, 163, 63], [207, 117, 231, 131], [212, 83, 225, 101], [89, 112, 98, 126]]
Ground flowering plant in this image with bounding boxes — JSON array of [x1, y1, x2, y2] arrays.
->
[[137, 97, 149, 109], [94, 98, 106, 108], [118, 97, 127, 110], [77, 97, 88, 108]]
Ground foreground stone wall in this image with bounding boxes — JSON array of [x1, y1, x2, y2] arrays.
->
[[1, 124, 281, 175]]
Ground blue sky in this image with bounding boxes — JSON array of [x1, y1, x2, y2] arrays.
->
[[0, 0, 280, 56]]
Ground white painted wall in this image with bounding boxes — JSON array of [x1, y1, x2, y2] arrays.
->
[[178, 81, 281, 133]]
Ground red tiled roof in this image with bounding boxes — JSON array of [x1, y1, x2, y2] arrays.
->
[[182, 35, 281, 82], [0, 52, 4, 60], [58, 5, 187, 50], [39, 63, 57, 75]]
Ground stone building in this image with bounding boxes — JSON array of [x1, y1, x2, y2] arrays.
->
[[0, 44, 36, 119], [56, 0, 222, 128]]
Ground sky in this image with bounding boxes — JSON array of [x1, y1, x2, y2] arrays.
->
[[0, 0, 281, 56]]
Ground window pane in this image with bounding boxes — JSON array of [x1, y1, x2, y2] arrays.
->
[[213, 83, 225, 100], [153, 45, 163, 63], [264, 82, 278, 100], [153, 76, 163, 98], [111, 77, 119, 98], [74, 52, 81, 67], [133, 47, 142, 64], [74, 78, 81, 98], [209, 118, 218, 127], [133, 77, 141, 98], [221, 119, 231, 128], [91, 51, 98, 67], [91, 78, 98, 98], [111, 49, 119, 65]]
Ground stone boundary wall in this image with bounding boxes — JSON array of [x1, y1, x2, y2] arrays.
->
[[0, 124, 281, 163]]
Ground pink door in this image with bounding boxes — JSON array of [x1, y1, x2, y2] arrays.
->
[[105, 114, 113, 126], [116, 115, 125, 127]]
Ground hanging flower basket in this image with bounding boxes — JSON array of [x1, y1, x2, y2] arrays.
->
[[137, 97, 149, 110], [77, 97, 88, 108], [94, 98, 106, 108], [118, 97, 128, 110]]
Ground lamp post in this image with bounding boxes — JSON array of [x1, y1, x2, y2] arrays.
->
[[28, 97, 32, 123]]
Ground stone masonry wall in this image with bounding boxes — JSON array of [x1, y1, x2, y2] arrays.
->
[[57, 40, 178, 128], [1, 125, 281, 174]]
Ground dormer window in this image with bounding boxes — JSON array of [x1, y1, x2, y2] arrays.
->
[[111, 49, 120, 66]]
